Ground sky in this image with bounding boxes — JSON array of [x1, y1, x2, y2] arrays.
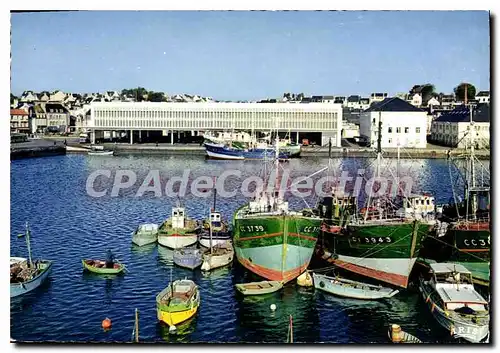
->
[[10, 11, 490, 101]]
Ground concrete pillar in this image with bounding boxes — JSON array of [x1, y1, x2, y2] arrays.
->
[[296, 131, 299, 143], [170, 130, 174, 145], [130, 129, 133, 145], [191, 130, 194, 136], [91, 130, 96, 144], [146, 131, 149, 138], [139, 130, 142, 143]]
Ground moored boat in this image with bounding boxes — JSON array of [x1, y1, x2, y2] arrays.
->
[[158, 205, 199, 249], [233, 134, 321, 283], [132, 223, 158, 247], [11, 258, 52, 298], [82, 259, 125, 274], [201, 241, 234, 271], [173, 248, 203, 270], [419, 262, 489, 343], [88, 145, 114, 156], [156, 279, 200, 328], [199, 210, 231, 248], [312, 272, 399, 300], [204, 141, 290, 160], [235, 280, 283, 296], [11, 223, 52, 298]]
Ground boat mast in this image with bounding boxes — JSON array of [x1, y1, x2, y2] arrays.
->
[[364, 111, 382, 222], [25, 222, 33, 268]]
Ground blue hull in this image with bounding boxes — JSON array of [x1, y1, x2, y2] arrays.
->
[[173, 249, 203, 270], [10, 261, 52, 298], [205, 142, 290, 160]]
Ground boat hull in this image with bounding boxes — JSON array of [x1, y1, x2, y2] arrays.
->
[[235, 281, 283, 295], [10, 261, 52, 298], [320, 220, 431, 288], [158, 234, 198, 249], [199, 232, 231, 248], [82, 260, 125, 274], [173, 249, 203, 270], [157, 306, 199, 327], [233, 214, 321, 283], [419, 279, 489, 343], [132, 233, 158, 247], [205, 142, 289, 160], [201, 246, 234, 271], [312, 272, 398, 300]]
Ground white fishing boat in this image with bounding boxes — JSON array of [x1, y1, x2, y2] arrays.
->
[[158, 205, 199, 249], [201, 240, 234, 271], [312, 272, 399, 300], [419, 263, 489, 343], [11, 223, 52, 298], [132, 223, 159, 247], [88, 145, 114, 156]]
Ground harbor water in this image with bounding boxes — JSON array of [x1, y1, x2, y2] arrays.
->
[[10, 154, 489, 343]]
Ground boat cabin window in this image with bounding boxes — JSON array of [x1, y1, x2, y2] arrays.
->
[[339, 200, 343, 205], [179, 211, 184, 217], [446, 302, 486, 312], [173, 211, 178, 217]]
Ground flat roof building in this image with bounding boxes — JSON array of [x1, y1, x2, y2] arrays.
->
[[89, 102, 343, 146]]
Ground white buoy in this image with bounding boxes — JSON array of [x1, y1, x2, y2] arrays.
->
[[270, 304, 277, 311], [169, 325, 177, 333]]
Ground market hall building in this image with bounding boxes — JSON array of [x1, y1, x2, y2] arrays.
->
[[88, 102, 343, 146]]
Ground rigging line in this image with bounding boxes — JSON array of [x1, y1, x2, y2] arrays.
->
[[448, 159, 461, 219], [343, 225, 411, 265]]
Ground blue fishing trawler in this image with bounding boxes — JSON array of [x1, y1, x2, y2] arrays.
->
[[204, 142, 290, 160]]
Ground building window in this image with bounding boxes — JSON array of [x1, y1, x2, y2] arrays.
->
[[388, 127, 392, 133], [388, 138, 392, 144], [396, 127, 401, 133], [416, 127, 420, 133], [404, 127, 409, 133]]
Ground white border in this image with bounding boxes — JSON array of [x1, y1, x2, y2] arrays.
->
[[3, 2, 497, 353]]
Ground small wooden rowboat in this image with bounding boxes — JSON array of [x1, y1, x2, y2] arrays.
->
[[82, 259, 125, 274], [235, 280, 283, 296], [313, 273, 399, 300], [156, 279, 200, 328]]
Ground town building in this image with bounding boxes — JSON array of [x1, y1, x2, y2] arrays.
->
[[407, 93, 422, 107], [49, 90, 67, 102], [10, 108, 30, 133], [311, 95, 335, 103], [475, 91, 490, 104], [46, 103, 70, 130], [369, 92, 388, 104], [359, 97, 428, 148], [89, 102, 343, 146], [430, 104, 490, 149]]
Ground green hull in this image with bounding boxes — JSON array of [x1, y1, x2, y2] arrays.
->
[[233, 211, 321, 283], [82, 260, 125, 274], [320, 220, 433, 288]]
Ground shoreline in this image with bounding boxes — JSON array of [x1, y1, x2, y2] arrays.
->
[[11, 140, 491, 160]]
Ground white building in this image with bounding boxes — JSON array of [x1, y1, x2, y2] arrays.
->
[[369, 92, 388, 104], [359, 97, 428, 148], [89, 102, 343, 146], [427, 97, 440, 107], [341, 121, 360, 139], [407, 93, 422, 107], [475, 91, 490, 104], [430, 104, 490, 149]]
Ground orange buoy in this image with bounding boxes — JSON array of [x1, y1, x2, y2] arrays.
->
[[102, 318, 112, 330]]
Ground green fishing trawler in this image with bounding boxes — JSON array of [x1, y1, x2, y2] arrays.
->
[[317, 106, 436, 288], [420, 104, 490, 286], [233, 134, 321, 283]]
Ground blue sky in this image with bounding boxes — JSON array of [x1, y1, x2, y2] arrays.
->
[[10, 11, 489, 100]]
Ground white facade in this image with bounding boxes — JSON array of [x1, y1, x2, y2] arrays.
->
[[431, 121, 490, 149], [89, 102, 343, 146], [408, 93, 422, 107], [427, 97, 440, 107], [359, 111, 428, 148], [341, 122, 360, 138], [475, 92, 490, 104]]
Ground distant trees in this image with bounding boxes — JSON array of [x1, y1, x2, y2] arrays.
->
[[282, 92, 305, 101], [121, 87, 167, 102], [454, 83, 477, 102], [10, 93, 16, 104], [409, 84, 435, 105]]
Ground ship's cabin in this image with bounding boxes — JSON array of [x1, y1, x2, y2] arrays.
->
[[172, 207, 186, 228], [248, 190, 289, 214], [399, 193, 435, 220], [427, 263, 474, 290], [209, 212, 222, 228]]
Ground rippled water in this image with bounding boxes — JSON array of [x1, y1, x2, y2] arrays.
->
[[10, 154, 488, 343]]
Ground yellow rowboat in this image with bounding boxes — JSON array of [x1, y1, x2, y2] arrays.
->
[[156, 279, 200, 328]]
